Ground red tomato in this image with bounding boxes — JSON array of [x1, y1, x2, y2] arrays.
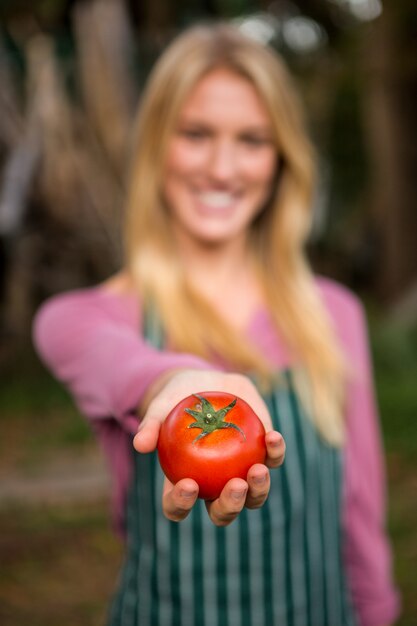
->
[[157, 391, 266, 500]]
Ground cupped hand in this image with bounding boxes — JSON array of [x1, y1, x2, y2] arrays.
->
[[133, 369, 285, 526]]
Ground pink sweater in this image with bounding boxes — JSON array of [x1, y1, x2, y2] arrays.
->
[[33, 277, 400, 626]]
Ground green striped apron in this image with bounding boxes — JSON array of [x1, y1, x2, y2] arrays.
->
[[108, 315, 357, 626]]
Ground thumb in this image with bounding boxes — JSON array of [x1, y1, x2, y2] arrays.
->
[[133, 412, 163, 453]]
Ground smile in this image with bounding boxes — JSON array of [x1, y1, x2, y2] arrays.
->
[[197, 191, 237, 209]]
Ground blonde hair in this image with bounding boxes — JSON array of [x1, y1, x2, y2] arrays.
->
[[124, 23, 347, 446]]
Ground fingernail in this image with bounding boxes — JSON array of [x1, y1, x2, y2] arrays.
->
[[270, 435, 282, 446], [253, 475, 266, 485]]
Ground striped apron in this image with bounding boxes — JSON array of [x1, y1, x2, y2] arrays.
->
[[108, 316, 357, 626]]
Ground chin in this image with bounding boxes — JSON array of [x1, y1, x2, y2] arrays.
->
[[192, 229, 243, 246]]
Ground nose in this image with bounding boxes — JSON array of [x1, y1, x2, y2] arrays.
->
[[207, 139, 237, 184]]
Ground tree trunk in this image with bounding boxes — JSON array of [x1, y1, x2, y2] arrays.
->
[[73, 0, 137, 180], [361, 2, 417, 305]]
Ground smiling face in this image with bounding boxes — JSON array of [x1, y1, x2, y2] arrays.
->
[[162, 67, 278, 249]]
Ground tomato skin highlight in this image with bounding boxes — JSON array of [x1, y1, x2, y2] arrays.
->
[[157, 391, 267, 500]]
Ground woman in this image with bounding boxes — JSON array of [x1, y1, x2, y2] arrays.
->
[[33, 23, 400, 626]]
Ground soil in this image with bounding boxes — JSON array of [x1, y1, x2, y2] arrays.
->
[[0, 447, 110, 508], [0, 445, 123, 626]]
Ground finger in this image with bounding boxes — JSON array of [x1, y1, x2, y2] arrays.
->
[[162, 478, 199, 522], [133, 410, 163, 453], [245, 463, 270, 509], [265, 430, 286, 468], [205, 478, 248, 527]]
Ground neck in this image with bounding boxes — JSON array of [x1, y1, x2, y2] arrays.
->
[[171, 229, 265, 332], [174, 231, 254, 290]]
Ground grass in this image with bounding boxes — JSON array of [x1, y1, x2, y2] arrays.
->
[[0, 314, 416, 625]]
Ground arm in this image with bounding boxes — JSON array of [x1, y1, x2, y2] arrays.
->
[[340, 295, 401, 626], [32, 289, 212, 432], [33, 289, 285, 527]]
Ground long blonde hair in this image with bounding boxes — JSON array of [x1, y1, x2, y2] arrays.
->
[[124, 23, 347, 446]]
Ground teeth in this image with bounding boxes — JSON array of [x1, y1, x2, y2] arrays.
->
[[198, 192, 235, 208]]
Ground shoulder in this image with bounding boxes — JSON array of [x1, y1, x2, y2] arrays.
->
[[33, 283, 140, 352], [36, 287, 102, 311], [34, 286, 122, 325], [35, 272, 140, 324], [32, 284, 143, 374], [315, 275, 361, 311], [315, 275, 365, 329], [36, 271, 137, 316]]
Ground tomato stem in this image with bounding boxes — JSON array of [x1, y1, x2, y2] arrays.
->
[[185, 394, 246, 444]]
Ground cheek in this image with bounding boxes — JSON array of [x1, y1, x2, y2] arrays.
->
[[163, 144, 198, 210], [165, 140, 205, 178], [244, 152, 277, 191]]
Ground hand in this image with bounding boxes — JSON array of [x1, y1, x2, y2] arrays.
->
[[133, 369, 285, 526]]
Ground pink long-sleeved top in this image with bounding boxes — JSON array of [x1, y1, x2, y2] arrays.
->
[[33, 276, 400, 626]]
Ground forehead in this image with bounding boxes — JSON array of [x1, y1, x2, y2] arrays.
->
[[178, 67, 271, 126]]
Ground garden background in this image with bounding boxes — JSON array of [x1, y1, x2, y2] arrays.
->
[[0, 1, 416, 624]]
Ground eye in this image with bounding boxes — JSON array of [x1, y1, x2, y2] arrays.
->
[[240, 134, 271, 147], [178, 127, 209, 141]]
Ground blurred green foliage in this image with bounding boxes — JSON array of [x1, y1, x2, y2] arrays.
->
[[370, 316, 417, 462]]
